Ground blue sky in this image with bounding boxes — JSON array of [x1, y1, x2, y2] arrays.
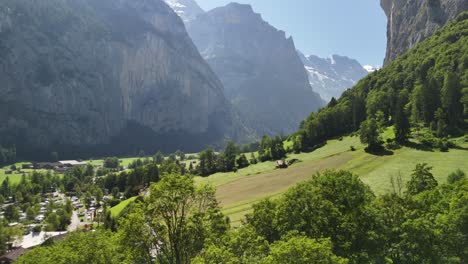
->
[[196, 0, 387, 67]]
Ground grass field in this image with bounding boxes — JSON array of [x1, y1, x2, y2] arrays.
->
[[196, 135, 468, 225], [110, 196, 138, 217]]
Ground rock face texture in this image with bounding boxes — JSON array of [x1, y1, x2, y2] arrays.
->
[[164, 0, 204, 22], [0, 0, 232, 158], [187, 3, 324, 135], [381, 0, 468, 64], [298, 52, 369, 102]]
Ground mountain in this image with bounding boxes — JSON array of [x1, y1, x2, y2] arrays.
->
[[295, 11, 468, 152], [164, 0, 204, 22], [0, 0, 233, 159], [186, 3, 324, 135], [381, 0, 468, 64], [298, 52, 369, 102]]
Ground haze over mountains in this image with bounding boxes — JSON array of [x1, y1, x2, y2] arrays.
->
[[166, 0, 372, 133], [0, 0, 465, 160], [0, 0, 234, 158], [187, 3, 325, 135]]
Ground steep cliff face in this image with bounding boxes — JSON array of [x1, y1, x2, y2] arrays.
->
[[164, 0, 204, 22], [187, 3, 324, 135], [381, 0, 467, 64], [298, 52, 368, 102], [0, 0, 231, 158]]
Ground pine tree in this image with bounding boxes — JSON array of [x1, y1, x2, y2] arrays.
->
[[441, 72, 462, 132], [394, 90, 411, 144]]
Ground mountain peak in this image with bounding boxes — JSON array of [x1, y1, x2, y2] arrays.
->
[[164, 0, 204, 22]]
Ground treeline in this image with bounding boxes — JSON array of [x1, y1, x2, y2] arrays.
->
[[17, 166, 468, 263], [196, 138, 286, 177], [293, 12, 468, 152], [0, 145, 16, 166]]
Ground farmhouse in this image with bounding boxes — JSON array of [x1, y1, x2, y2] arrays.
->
[[58, 160, 87, 167], [276, 160, 288, 169]]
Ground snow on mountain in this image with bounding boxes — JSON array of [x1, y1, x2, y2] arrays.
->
[[298, 52, 369, 102], [363, 65, 379, 73], [164, 0, 204, 22]]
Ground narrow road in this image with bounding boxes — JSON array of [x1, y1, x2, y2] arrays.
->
[[68, 211, 80, 232]]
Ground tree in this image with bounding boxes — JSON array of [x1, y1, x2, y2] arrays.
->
[[103, 157, 120, 169], [394, 90, 411, 143], [4, 205, 20, 222], [153, 151, 165, 164], [441, 72, 463, 132], [236, 154, 249, 169], [197, 149, 218, 176], [434, 108, 447, 138], [360, 118, 382, 151], [119, 174, 227, 264], [223, 141, 238, 172], [264, 236, 348, 264], [447, 169, 466, 184], [406, 163, 438, 195], [249, 153, 258, 165]]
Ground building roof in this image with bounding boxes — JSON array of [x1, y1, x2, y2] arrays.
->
[[59, 160, 87, 166]]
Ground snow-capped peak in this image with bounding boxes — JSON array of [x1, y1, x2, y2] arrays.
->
[[363, 65, 379, 73]]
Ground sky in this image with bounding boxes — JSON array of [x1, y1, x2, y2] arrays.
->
[[196, 0, 387, 67]]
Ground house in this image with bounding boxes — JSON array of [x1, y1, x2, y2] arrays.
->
[[21, 164, 33, 170], [33, 162, 60, 170], [58, 160, 87, 167], [276, 160, 288, 169]]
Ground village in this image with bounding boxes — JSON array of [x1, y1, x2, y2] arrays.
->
[[0, 159, 131, 263]]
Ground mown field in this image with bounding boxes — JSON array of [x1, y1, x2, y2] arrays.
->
[[197, 135, 468, 226]]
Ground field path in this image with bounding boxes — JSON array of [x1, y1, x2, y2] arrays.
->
[[216, 152, 353, 208]]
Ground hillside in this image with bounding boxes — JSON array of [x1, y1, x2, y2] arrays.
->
[[197, 133, 468, 225], [293, 12, 467, 153]]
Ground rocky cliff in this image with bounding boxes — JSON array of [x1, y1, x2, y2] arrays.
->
[[0, 0, 232, 158], [381, 0, 467, 64], [164, 0, 204, 22], [298, 52, 368, 102], [187, 3, 324, 135]]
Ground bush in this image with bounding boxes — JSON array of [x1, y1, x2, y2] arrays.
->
[[350, 146, 356, 151], [33, 225, 42, 233], [108, 199, 121, 207]]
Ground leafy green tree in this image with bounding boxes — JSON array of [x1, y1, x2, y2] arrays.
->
[[119, 174, 227, 264], [17, 231, 124, 264], [4, 204, 19, 222], [264, 236, 348, 264], [103, 157, 120, 169], [394, 89, 411, 143], [360, 118, 382, 151], [447, 169, 466, 184], [197, 149, 218, 176], [236, 154, 249, 169], [153, 151, 165, 164], [406, 163, 438, 195], [249, 152, 258, 164], [223, 141, 238, 172]]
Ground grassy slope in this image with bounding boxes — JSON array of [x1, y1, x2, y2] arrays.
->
[[197, 135, 468, 225], [110, 196, 137, 217]]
